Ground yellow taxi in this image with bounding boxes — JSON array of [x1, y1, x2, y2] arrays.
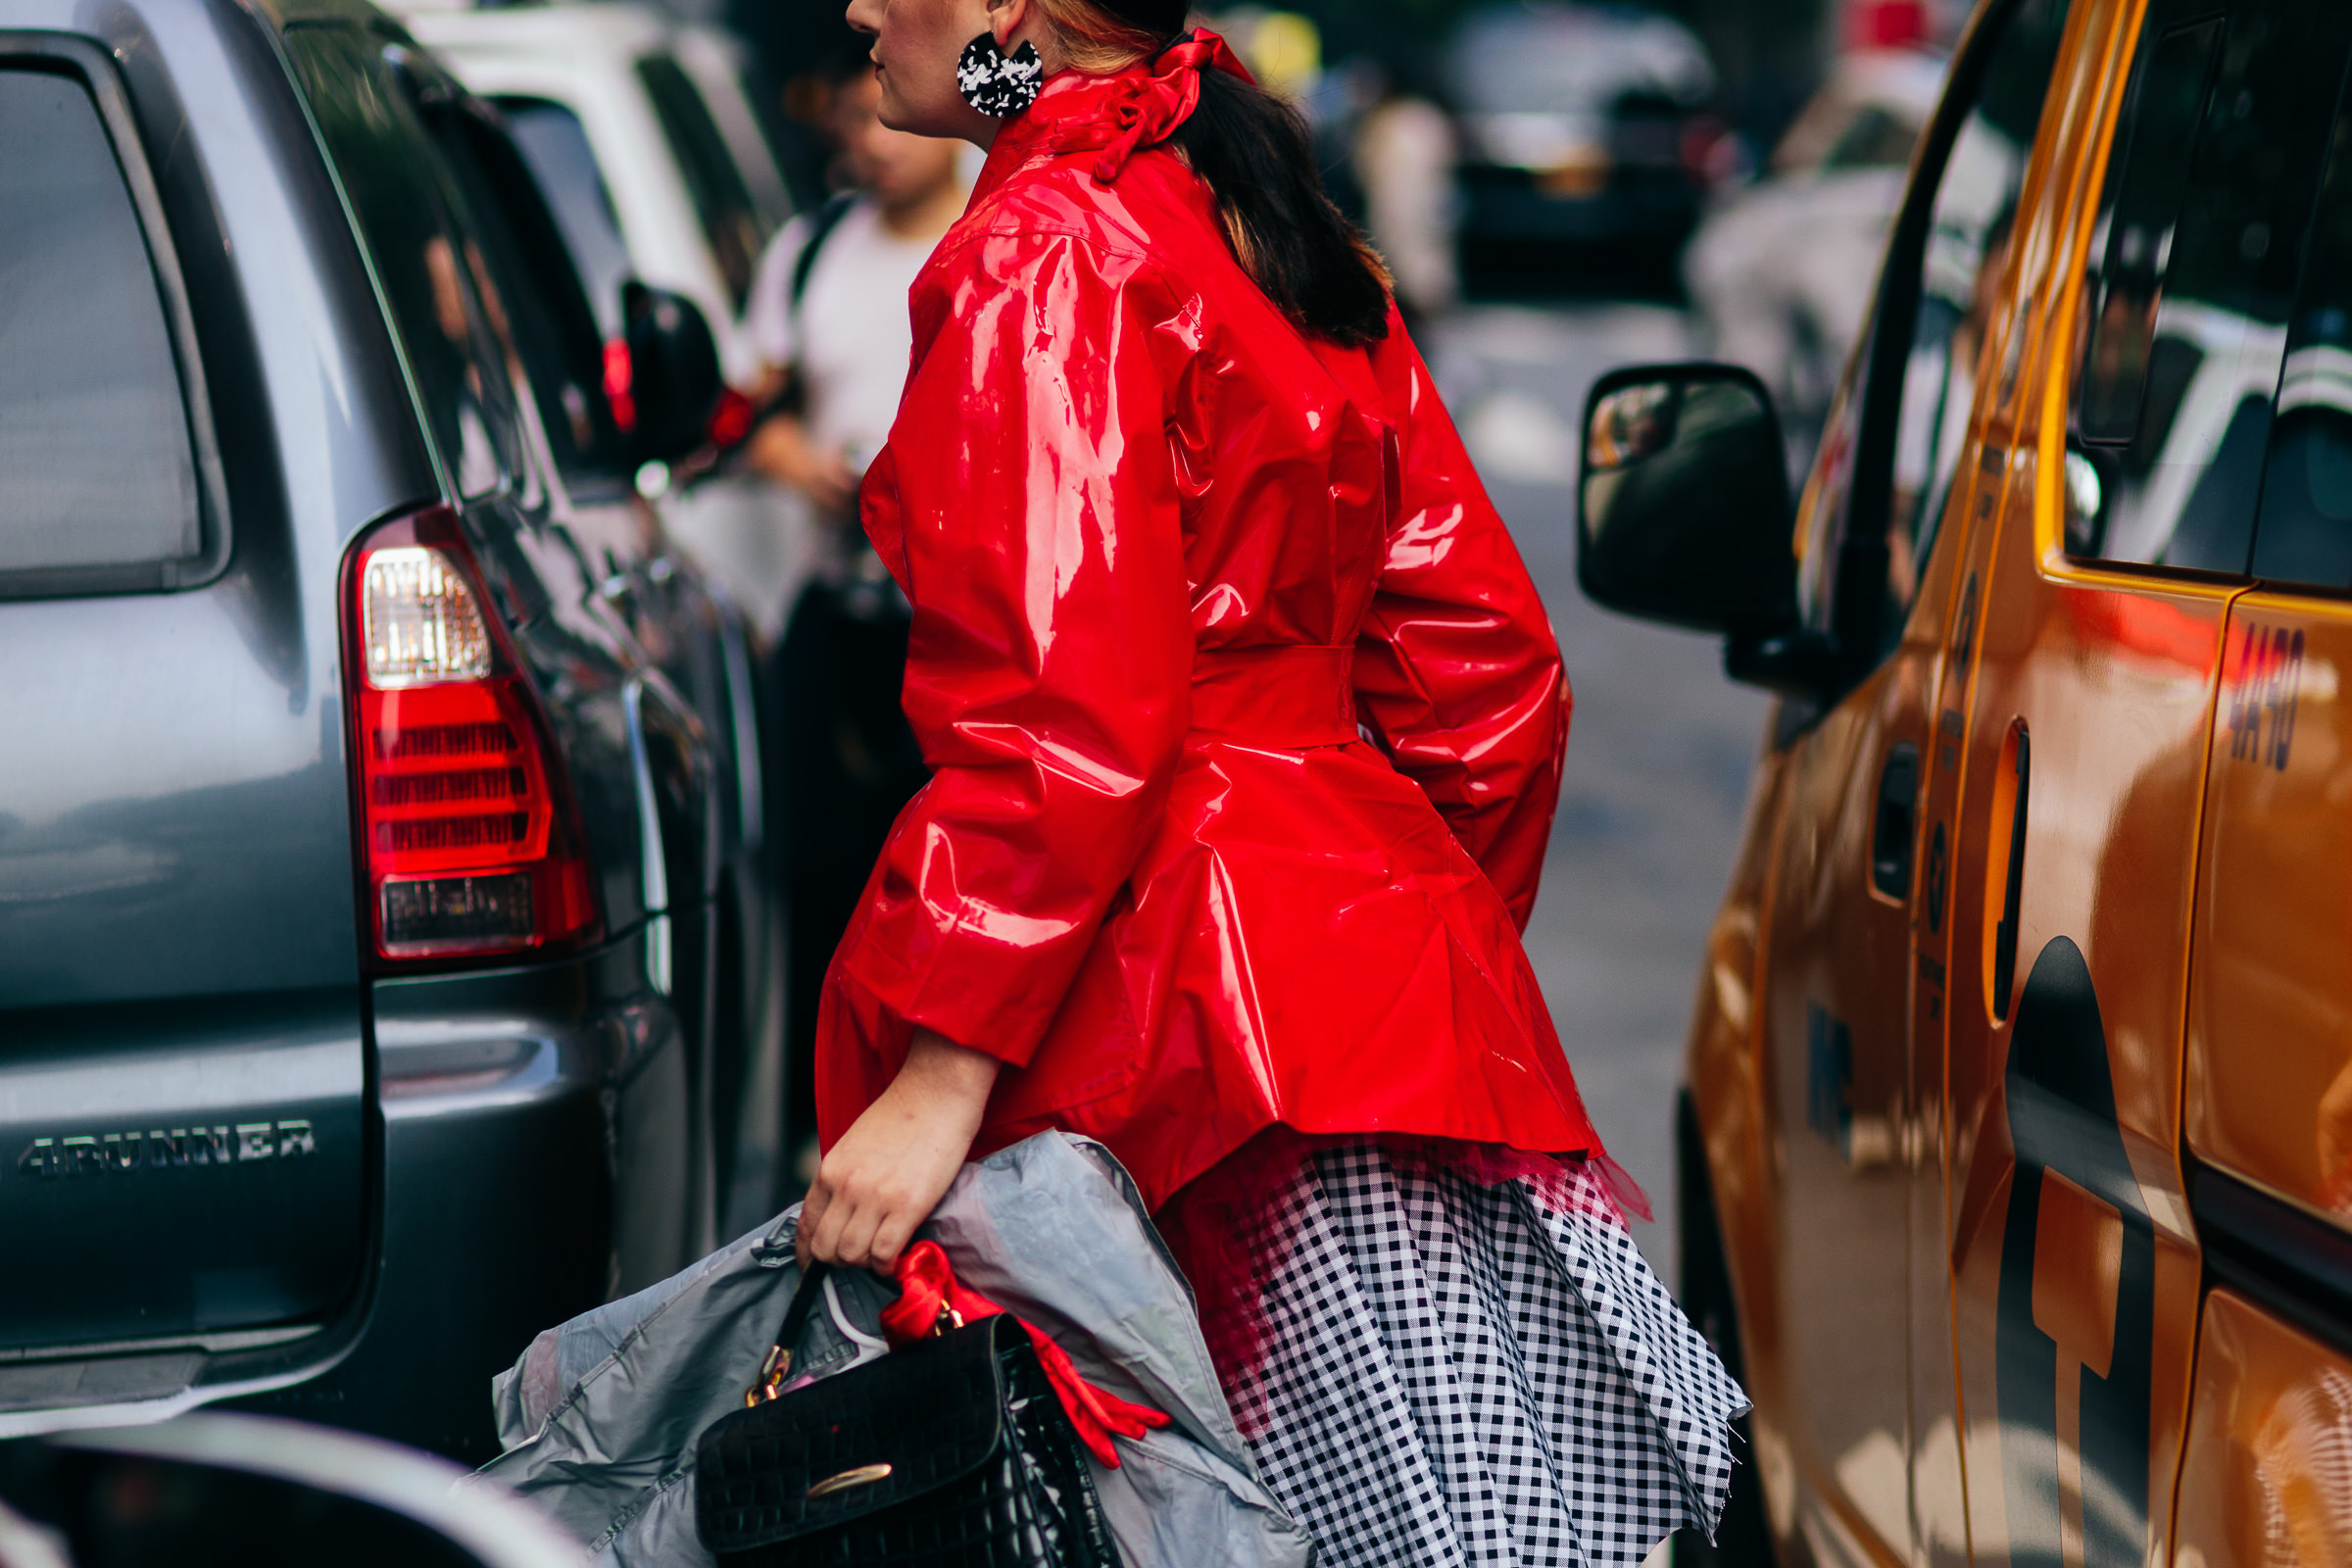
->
[[1579, 1, 2352, 1565]]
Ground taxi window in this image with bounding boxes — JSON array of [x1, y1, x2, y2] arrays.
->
[[2075, 21, 2223, 443], [1880, 0, 2067, 616], [2247, 83, 2352, 586], [2065, 0, 2352, 572], [1789, 0, 2068, 656]]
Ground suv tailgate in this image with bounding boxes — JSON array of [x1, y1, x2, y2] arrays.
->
[[0, 14, 385, 1391]]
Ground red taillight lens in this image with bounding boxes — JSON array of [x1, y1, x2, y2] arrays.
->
[[344, 508, 599, 963]]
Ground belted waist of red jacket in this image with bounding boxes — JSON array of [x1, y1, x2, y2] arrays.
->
[[815, 49, 1597, 1211]]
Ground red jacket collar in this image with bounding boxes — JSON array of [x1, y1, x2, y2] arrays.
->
[[972, 30, 1252, 199]]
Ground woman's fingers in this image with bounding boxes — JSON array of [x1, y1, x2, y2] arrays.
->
[[796, 1173, 833, 1267], [866, 1205, 919, 1274], [831, 1198, 886, 1270], [803, 1157, 899, 1270], [804, 1190, 849, 1266]]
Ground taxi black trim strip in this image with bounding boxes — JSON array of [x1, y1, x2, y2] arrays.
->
[[2191, 1164, 2352, 1356]]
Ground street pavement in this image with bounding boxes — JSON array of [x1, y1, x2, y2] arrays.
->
[[1430, 304, 1775, 1281]]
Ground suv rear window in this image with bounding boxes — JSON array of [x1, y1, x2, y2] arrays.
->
[[0, 67, 201, 580], [636, 54, 767, 309]]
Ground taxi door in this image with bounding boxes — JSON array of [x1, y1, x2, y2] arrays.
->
[[1738, 4, 2074, 1561], [2171, 25, 2352, 1559], [1936, 2, 2352, 1564]]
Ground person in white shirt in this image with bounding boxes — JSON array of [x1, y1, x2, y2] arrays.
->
[[745, 61, 968, 1181], [742, 63, 966, 519], [1352, 85, 1460, 322]]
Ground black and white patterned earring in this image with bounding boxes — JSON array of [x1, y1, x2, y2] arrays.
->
[[956, 31, 1043, 117]]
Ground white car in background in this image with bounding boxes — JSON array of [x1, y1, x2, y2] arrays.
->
[[391, 0, 815, 635], [672, 22, 797, 234], [1684, 48, 1948, 457]]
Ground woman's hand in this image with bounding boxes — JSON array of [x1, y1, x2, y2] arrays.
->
[[798, 1029, 1000, 1272]]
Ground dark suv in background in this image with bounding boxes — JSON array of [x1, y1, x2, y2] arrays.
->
[[0, 0, 783, 1462]]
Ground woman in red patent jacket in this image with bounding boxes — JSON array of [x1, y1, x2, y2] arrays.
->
[[803, 0, 1748, 1556]]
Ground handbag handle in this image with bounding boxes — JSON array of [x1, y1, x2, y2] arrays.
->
[[746, 1257, 832, 1407]]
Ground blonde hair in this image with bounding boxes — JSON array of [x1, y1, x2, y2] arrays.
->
[[1027, 0, 1161, 74]]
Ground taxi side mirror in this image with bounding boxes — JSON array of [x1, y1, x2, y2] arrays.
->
[[1577, 364, 1798, 640]]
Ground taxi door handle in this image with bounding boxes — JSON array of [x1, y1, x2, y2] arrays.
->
[[1990, 727, 2032, 1020], [1871, 743, 1922, 898]]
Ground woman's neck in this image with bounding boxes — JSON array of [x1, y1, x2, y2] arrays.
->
[[877, 172, 970, 241]]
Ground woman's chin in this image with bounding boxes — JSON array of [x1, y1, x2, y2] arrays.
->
[[879, 99, 977, 145], [873, 90, 928, 135]]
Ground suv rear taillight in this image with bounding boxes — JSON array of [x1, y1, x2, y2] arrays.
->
[[343, 507, 599, 963]]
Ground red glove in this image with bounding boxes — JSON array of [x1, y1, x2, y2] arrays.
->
[[882, 1241, 1171, 1467]]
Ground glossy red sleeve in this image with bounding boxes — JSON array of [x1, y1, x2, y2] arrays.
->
[[1352, 312, 1571, 930], [833, 231, 1192, 1068]]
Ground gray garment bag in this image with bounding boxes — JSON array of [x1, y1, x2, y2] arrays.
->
[[472, 1130, 1316, 1568]]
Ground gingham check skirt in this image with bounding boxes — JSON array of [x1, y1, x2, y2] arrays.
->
[[1183, 1140, 1749, 1568]]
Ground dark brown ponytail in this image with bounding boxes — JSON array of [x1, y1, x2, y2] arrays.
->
[[1165, 66, 1393, 348]]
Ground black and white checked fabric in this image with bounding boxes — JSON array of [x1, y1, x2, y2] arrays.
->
[[1222, 1144, 1749, 1568]]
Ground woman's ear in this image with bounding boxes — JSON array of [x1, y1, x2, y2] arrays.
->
[[986, 0, 1031, 51]]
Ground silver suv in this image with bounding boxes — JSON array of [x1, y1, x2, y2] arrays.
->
[[0, 0, 785, 1462]]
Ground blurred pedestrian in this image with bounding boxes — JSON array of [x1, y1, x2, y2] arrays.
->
[[745, 58, 967, 1180], [1352, 74, 1460, 321], [794, 0, 1748, 1560]]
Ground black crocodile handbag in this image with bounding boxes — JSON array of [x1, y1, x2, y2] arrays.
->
[[695, 1261, 1124, 1567]]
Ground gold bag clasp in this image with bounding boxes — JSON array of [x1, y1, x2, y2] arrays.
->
[[808, 1462, 894, 1498]]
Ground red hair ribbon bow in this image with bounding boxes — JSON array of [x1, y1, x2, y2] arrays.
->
[[882, 1241, 1172, 1467], [1090, 28, 1255, 185]]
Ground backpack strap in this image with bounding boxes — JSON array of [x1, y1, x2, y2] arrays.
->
[[789, 192, 859, 314]]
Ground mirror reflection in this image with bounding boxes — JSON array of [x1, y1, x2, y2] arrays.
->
[[1578, 365, 1797, 641], [1587, 381, 1679, 471]]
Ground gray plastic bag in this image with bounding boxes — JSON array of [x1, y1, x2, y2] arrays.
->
[[474, 1131, 1314, 1568]]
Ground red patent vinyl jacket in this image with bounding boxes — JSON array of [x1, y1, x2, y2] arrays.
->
[[816, 57, 1599, 1210]]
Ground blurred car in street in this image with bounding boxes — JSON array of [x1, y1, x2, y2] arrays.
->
[[0, 0, 781, 1464], [1581, 0, 2352, 1561], [391, 0, 816, 635], [1684, 47, 1946, 455], [1444, 2, 1723, 285], [0, 1412, 580, 1566], [390, 0, 784, 375]]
